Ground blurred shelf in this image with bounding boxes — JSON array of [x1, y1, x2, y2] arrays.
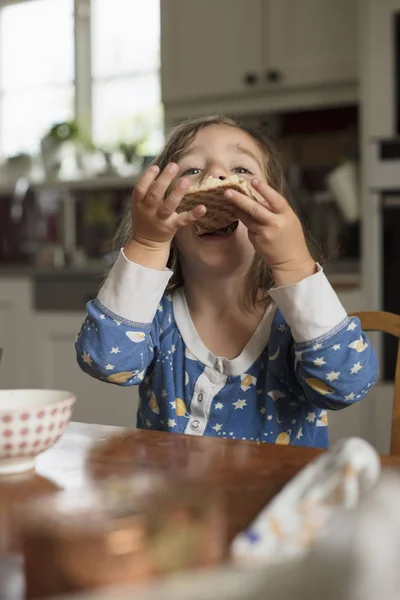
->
[[0, 265, 107, 281], [0, 174, 138, 196]]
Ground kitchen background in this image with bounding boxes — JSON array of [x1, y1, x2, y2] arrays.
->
[[0, 0, 397, 453]]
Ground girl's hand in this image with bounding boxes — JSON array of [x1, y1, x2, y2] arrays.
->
[[225, 178, 316, 286], [123, 163, 206, 270], [131, 163, 206, 250]]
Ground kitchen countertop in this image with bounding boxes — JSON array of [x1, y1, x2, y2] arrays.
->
[[325, 271, 361, 289], [323, 258, 361, 289], [0, 263, 107, 279], [1, 423, 399, 600]]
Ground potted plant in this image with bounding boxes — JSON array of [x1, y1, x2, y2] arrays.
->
[[41, 120, 82, 180]]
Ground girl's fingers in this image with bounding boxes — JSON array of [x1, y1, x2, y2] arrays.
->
[[224, 189, 272, 224], [141, 163, 180, 208], [156, 177, 191, 219], [234, 206, 258, 229], [251, 178, 287, 214], [133, 165, 160, 204], [173, 205, 207, 229]]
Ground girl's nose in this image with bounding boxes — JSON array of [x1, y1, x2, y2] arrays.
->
[[204, 165, 229, 181]]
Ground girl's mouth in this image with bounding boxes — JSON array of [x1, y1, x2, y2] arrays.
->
[[198, 221, 239, 238]]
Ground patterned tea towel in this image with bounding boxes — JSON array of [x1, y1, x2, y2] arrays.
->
[[231, 437, 380, 563]]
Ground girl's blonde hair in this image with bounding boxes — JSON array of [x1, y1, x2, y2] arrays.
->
[[114, 114, 297, 305]]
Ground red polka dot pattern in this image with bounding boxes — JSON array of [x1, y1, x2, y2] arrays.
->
[[0, 397, 74, 459]]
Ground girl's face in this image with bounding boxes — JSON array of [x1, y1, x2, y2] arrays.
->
[[173, 124, 267, 279]]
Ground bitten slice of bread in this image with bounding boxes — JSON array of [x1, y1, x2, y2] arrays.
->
[[177, 175, 258, 234]]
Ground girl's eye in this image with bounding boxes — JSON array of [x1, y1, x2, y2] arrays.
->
[[233, 166, 252, 175], [181, 167, 202, 176]]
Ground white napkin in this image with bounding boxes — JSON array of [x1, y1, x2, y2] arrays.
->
[[306, 470, 400, 600], [231, 437, 381, 563]]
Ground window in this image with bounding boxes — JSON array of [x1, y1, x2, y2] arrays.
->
[[0, 0, 75, 158], [0, 0, 162, 160], [91, 0, 163, 154]]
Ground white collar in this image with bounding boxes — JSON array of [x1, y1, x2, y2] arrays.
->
[[172, 287, 276, 377]]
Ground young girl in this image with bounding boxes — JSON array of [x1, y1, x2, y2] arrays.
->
[[76, 115, 377, 448]]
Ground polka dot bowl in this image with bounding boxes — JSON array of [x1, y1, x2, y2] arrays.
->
[[0, 389, 76, 475]]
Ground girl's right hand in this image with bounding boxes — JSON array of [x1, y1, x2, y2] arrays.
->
[[130, 163, 206, 250]]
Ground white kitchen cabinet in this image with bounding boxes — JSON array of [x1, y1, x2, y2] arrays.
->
[[0, 278, 35, 388], [266, 0, 358, 89], [329, 379, 394, 453], [161, 0, 264, 103], [34, 312, 139, 428], [161, 0, 358, 105]]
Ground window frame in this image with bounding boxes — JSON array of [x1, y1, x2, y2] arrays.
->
[[0, 0, 92, 152], [0, 0, 162, 157]]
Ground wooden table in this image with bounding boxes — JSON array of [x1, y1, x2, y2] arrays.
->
[[1, 422, 400, 600]]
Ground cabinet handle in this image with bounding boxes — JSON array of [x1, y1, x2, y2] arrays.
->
[[266, 69, 282, 83], [243, 72, 259, 86]]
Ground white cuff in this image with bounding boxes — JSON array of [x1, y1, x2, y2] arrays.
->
[[269, 265, 347, 343], [97, 249, 172, 324]]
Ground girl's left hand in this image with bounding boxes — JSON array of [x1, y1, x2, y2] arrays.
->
[[225, 178, 317, 286]]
